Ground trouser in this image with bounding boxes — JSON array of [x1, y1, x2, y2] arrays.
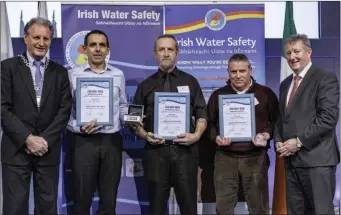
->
[[144, 143, 199, 215], [285, 159, 336, 215], [2, 162, 59, 215], [67, 131, 123, 215], [214, 150, 269, 215]]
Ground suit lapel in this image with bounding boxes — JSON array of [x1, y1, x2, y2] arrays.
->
[[281, 76, 292, 116], [286, 66, 316, 118], [40, 63, 56, 109], [18, 53, 38, 108]]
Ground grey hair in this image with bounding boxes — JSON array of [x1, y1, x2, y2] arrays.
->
[[154, 34, 179, 52], [285, 34, 311, 50], [24, 17, 54, 38]]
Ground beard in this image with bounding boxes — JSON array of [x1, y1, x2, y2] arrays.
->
[[160, 59, 175, 71]]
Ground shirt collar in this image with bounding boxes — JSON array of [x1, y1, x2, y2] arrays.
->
[[26, 50, 47, 65], [227, 76, 255, 94], [83, 61, 112, 73], [294, 61, 312, 80], [157, 66, 179, 79]]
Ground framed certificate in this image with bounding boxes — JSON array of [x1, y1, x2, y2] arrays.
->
[[219, 93, 256, 142], [154, 92, 190, 140], [76, 77, 113, 126]]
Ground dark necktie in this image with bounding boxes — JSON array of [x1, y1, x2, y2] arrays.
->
[[33, 60, 43, 96], [163, 73, 171, 92], [286, 75, 302, 110]]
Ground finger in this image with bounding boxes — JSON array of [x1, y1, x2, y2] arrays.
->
[[155, 139, 165, 145], [37, 146, 47, 154], [29, 147, 39, 154], [82, 122, 93, 130], [277, 148, 286, 154], [89, 119, 97, 125], [280, 149, 290, 155], [253, 139, 260, 146], [33, 149, 44, 156], [173, 137, 185, 143], [223, 137, 230, 145], [175, 138, 188, 143], [216, 136, 223, 144], [87, 120, 97, 128], [30, 151, 39, 156], [88, 125, 103, 134], [216, 138, 223, 145], [276, 145, 286, 151], [40, 138, 48, 147], [25, 149, 31, 154], [40, 147, 48, 154], [279, 150, 290, 156], [39, 141, 48, 151], [148, 137, 160, 144], [177, 133, 186, 138], [217, 142, 225, 146], [147, 132, 155, 138], [280, 152, 287, 157], [280, 152, 290, 157]]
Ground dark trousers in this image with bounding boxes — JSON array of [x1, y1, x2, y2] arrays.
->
[[2, 162, 59, 215], [214, 150, 269, 215], [68, 131, 123, 215], [144, 144, 198, 215], [285, 160, 336, 215]]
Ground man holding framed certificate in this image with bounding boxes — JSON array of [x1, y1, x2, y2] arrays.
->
[[206, 54, 278, 214], [131, 34, 207, 215], [66, 30, 128, 215]]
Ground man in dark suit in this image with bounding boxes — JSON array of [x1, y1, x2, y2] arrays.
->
[[275, 34, 339, 215], [1, 17, 72, 215]]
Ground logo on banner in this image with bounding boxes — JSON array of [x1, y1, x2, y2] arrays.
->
[[125, 158, 144, 177], [65, 30, 111, 68], [205, 9, 226, 31]]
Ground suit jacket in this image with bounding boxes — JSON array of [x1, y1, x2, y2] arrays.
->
[[274, 66, 340, 167], [1, 53, 72, 166]]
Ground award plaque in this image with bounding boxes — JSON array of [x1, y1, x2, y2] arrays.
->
[[154, 92, 190, 140], [219, 93, 256, 142], [76, 77, 113, 126]]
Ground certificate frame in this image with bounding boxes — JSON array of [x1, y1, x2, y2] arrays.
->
[[218, 93, 256, 142], [76, 77, 113, 126], [154, 92, 190, 140]]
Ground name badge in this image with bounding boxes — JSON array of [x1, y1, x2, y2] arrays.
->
[[36, 96, 41, 107], [177, 86, 190, 93]]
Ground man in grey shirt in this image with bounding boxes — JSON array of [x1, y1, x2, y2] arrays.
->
[[66, 29, 128, 215]]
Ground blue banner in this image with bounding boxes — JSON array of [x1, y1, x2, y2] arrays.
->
[[165, 5, 265, 88]]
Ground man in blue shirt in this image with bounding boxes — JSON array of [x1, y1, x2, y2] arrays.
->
[[66, 29, 128, 215]]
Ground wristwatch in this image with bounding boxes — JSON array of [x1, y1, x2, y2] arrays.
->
[[296, 138, 302, 149]]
